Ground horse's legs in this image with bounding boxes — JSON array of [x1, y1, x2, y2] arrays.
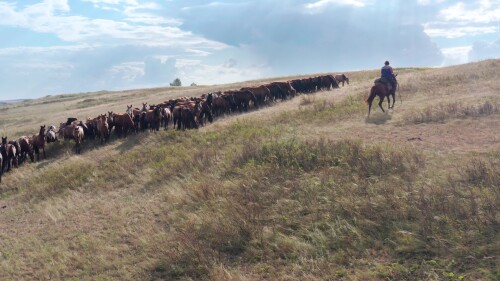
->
[[34, 147, 40, 161], [378, 96, 386, 113], [389, 92, 396, 109], [42, 146, 46, 159]]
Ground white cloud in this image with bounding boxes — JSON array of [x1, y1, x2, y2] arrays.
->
[[440, 46, 472, 66], [417, 0, 445, 5], [0, 44, 95, 55], [176, 59, 268, 86], [0, 0, 225, 50], [424, 24, 497, 38], [180, 2, 247, 12], [108, 61, 145, 82], [440, 1, 500, 24], [423, 1, 500, 38], [305, 0, 367, 11]]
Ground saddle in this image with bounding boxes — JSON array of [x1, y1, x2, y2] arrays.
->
[[374, 77, 393, 92]]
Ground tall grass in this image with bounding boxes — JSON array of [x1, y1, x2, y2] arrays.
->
[[401, 100, 500, 124], [1, 60, 499, 280]]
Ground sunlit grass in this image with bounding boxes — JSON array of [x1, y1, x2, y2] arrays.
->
[[0, 60, 499, 280]]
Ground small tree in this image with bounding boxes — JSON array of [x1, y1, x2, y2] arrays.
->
[[170, 78, 182, 87], [190, 82, 197, 87]]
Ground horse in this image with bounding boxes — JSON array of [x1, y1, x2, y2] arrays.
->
[[319, 75, 339, 90], [335, 74, 350, 87], [73, 126, 84, 154], [226, 90, 258, 112], [97, 114, 110, 144], [366, 78, 398, 117], [30, 125, 46, 161], [143, 106, 161, 131], [181, 103, 199, 130], [196, 99, 213, 127], [211, 92, 229, 117], [1, 137, 18, 172], [159, 105, 172, 130], [18, 136, 34, 163], [46, 125, 58, 143], [111, 113, 135, 137], [0, 152, 2, 183], [241, 86, 273, 106], [7, 139, 21, 165], [85, 118, 98, 140], [126, 105, 133, 117], [59, 122, 78, 140]]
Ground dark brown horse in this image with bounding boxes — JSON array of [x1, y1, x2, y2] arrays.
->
[[18, 136, 34, 163], [143, 106, 161, 131], [30, 125, 46, 161], [226, 90, 258, 112], [181, 103, 199, 130], [1, 137, 18, 172], [366, 80, 397, 117], [196, 99, 213, 127], [241, 86, 273, 106], [97, 114, 110, 144]]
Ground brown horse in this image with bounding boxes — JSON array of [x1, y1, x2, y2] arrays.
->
[[154, 103, 172, 130], [1, 137, 18, 172], [335, 74, 349, 87], [143, 106, 161, 131], [211, 91, 235, 116], [110, 112, 135, 137], [30, 125, 46, 161], [366, 81, 397, 117], [0, 152, 2, 183], [226, 90, 258, 112], [97, 114, 110, 144], [18, 136, 34, 163], [241, 86, 273, 106], [59, 122, 78, 140], [196, 99, 213, 127], [172, 105, 183, 130], [181, 103, 199, 130]]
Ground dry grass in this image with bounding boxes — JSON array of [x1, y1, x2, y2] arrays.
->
[[0, 60, 499, 280]]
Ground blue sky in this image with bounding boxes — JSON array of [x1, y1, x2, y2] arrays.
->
[[0, 0, 499, 99]]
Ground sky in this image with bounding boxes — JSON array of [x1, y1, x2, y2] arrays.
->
[[0, 0, 499, 99]]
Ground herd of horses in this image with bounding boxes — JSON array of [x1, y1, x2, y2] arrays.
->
[[0, 72, 403, 185]]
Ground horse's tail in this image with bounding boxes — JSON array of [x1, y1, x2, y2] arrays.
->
[[366, 85, 377, 104]]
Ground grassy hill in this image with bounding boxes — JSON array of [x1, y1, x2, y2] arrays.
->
[[0, 60, 499, 280]]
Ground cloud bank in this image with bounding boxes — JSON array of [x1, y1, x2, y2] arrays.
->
[[0, 0, 498, 99]]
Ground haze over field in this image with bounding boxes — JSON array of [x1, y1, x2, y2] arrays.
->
[[1, 0, 499, 99]]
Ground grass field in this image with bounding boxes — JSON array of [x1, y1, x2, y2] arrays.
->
[[0, 60, 499, 280]]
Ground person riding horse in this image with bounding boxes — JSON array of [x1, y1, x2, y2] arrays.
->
[[381, 61, 397, 92]]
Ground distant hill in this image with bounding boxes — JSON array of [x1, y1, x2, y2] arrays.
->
[[0, 99, 31, 105]]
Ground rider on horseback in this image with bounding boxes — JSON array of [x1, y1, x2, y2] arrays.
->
[[381, 61, 397, 91]]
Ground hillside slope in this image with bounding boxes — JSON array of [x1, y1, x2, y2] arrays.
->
[[0, 60, 499, 280]]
